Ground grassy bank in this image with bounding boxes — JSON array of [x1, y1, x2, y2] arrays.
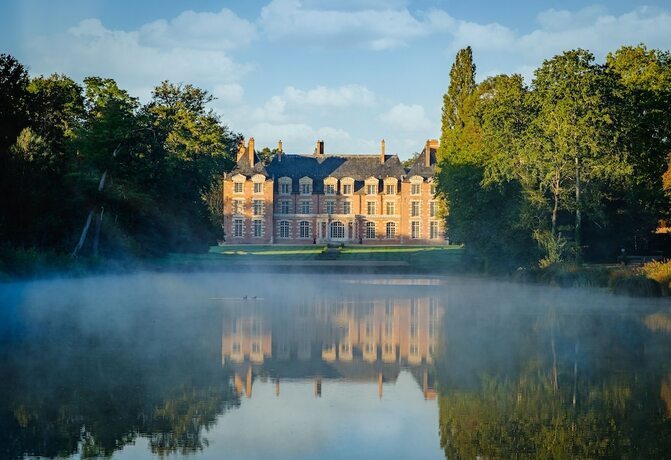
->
[[517, 260, 671, 297], [162, 244, 464, 273]]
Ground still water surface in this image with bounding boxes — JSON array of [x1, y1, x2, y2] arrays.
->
[[1, 273, 670, 459]]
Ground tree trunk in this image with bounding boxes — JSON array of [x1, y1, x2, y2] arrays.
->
[[92, 206, 104, 257], [71, 145, 119, 259], [551, 187, 559, 237]]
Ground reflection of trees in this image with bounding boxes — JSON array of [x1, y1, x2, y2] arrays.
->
[[436, 301, 671, 459], [0, 306, 239, 459]]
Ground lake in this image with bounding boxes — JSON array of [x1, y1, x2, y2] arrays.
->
[[1, 272, 670, 459]]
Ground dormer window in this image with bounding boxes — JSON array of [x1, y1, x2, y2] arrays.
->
[[411, 183, 420, 195], [299, 177, 313, 195], [324, 177, 338, 195], [386, 184, 395, 195], [278, 177, 292, 195], [254, 183, 263, 194], [367, 184, 377, 195], [234, 182, 243, 193], [342, 184, 352, 195]]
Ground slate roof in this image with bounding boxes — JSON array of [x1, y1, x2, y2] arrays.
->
[[407, 146, 438, 179], [231, 152, 268, 176], [266, 154, 407, 194]]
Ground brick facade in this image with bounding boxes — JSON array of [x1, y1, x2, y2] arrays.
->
[[223, 138, 445, 245]]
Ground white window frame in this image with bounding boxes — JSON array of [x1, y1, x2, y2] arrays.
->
[[279, 220, 290, 238], [233, 218, 244, 237], [367, 201, 376, 215], [386, 222, 396, 239], [365, 221, 376, 239], [252, 219, 263, 238], [299, 221, 310, 238], [411, 221, 420, 239]]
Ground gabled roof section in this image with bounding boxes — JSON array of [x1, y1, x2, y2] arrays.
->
[[232, 152, 268, 177], [407, 145, 438, 179]]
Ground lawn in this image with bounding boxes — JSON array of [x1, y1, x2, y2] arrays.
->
[[161, 244, 463, 272]]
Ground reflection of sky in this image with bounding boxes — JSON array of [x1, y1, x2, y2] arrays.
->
[[89, 371, 442, 460]]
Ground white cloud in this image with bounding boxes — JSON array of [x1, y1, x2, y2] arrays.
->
[[139, 8, 256, 50], [212, 83, 245, 105], [26, 12, 253, 101], [380, 103, 431, 132], [258, 0, 425, 50], [249, 122, 351, 152], [283, 84, 375, 107]]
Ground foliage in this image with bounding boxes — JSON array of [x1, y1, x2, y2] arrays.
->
[[437, 45, 671, 270], [641, 259, 671, 294], [0, 55, 239, 270]]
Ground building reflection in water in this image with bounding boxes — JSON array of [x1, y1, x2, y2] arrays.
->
[[221, 296, 443, 401]]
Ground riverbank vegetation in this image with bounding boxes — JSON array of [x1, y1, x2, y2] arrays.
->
[[437, 45, 671, 279], [0, 53, 239, 276]]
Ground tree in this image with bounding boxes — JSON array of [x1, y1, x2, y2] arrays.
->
[[528, 50, 629, 262]]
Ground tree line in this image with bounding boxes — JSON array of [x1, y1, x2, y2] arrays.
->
[[0, 53, 239, 269], [437, 45, 671, 271]]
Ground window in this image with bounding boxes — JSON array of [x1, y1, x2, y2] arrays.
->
[[365, 221, 376, 239], [411, 221, 420, 239], [410, 344, 419, 355], [430, 201, 436, 217], [386, 222, 396, 239], [254, 182, 263, 194], [253, 200, 264, 216], [365, 321, 373, 337], [252, 342, 261, 354], [279, 220, 290, 238], [233, 218, 243, 237], [280, 183, 291, 194], [233, 199, 244, 214], [430, 221, 439, 239], [279, 200, 290, 214], [367, 184, 377, 195], [325, 200, 335, 214], [299, 221, 310, 238], [367, 201, 376, 215], [385, 201, 396, 215], [343, 200, 351, 215], [411, 201, 420, 217], [325, 183, 336, 195], [410, 322, 418, 338], [253, 219, 263, 238], [365, 343, 374, 354], [411, 183, 421, 195], [384, 343, 393, 354], [386, 184, 396, 195], [301, 183, 312, 195], [330, 221, 345, 239], [342, 184, 353, 195], [300, 200, 311, 214], [431, 184, 437, 195], [234, 182, 243, 193], [232, 342, 241, 353]]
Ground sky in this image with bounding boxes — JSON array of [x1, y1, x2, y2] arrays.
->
[[2, 0, 671, 160]]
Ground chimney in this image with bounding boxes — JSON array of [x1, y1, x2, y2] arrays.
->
[[237, 139, 246, 162], [425, 139, 431, 168], [277, 139, 283, 162], [380, 139, 385, 164], [248, 137, 255, 166], [316, 140, 324, 157]]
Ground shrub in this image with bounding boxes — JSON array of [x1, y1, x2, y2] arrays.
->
[[641, 259, 671, 295], [608, 269, 661, 297]]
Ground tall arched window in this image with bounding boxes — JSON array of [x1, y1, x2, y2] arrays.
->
[[330, 221, 345, 239], [365, 221, 376, 239], [386, 222, 396, 239], [299, 221, 310, 238], [279, 220, 290, 238]]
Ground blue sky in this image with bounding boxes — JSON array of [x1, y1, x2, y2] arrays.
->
[[2, 0, 671, 159]]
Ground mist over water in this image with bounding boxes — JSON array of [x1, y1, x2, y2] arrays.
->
[[1, 272, 670, 459]]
